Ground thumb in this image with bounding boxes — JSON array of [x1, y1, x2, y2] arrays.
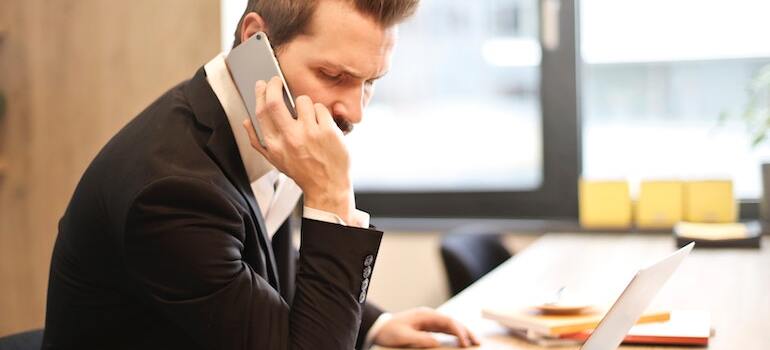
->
[[404, 330, 441, 348]]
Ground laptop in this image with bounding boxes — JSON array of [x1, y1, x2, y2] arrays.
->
[[580, 242, 695, 350]]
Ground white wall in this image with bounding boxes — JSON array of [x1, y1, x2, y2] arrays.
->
[[367, 232, 450, 311], [368, 231, 540, 312]]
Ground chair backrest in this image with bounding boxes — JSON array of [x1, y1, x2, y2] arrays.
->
[[0, 329, 43, 350], [440, 227, 512, 296]]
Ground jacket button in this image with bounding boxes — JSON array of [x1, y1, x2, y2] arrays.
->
[[363, 266, 372, 279], [364, 254, 374, 267], [358, 290, 367, 303]]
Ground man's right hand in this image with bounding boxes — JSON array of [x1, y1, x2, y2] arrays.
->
[[243, 76, 355, 224]]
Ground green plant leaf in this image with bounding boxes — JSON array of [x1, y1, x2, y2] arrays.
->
[[717, 110, 730, 126], [724, 63, 770, 149], [752, 132, 767, 148], [751, 64, 770, 92]]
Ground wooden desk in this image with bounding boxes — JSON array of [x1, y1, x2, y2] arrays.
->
[[375, 233, 770, 350]]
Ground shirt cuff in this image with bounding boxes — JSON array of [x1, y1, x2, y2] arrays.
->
[[363, 312, 392, 349], [302, 206, 370, 229]]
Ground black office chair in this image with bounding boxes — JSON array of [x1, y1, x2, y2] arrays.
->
[[440, 226, 512, 296], [0, 329, 43, 350]]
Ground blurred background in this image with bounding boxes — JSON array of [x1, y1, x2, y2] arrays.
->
[[1, 0, 769, 337]]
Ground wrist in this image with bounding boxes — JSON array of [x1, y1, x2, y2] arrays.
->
[[304, 188, 354, 224]]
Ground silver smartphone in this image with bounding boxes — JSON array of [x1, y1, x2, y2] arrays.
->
[[226, 32, 296, 147]]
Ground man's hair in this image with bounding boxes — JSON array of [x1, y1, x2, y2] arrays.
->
[[232, 0, 419, 49]]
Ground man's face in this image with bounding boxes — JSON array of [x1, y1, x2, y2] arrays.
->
[[275, 0, 397, 134]]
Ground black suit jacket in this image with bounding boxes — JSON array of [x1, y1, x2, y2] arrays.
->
[[42, 68, 384, 349]]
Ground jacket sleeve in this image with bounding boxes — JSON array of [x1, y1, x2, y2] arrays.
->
[[273, 219, 386, 350], [123, 176, 383, 350]]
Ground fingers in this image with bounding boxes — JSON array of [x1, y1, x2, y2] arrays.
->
[[264, 76, 293, 130], [415, 310, 473, 348], [468, 328, 481, 346], [295, 95, 316, 126], [246, 80, 271, 147], [403, 329, 441, 348], [243, 119, 269, 155], [255, 79, 267, 114], [253, 80, 275, 132], [314, 103, 342, 137]]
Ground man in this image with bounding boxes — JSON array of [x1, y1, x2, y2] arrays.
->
[[43, 0, 479, 349]]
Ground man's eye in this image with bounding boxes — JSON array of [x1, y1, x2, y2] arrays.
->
[[322, 71, 343, 81]]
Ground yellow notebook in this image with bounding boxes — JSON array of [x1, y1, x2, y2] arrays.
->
[[482, 307, 670, 336]]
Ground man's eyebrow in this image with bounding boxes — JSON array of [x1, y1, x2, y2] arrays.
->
[[322, 61, 388, 81], [370, 70, 389, 81]]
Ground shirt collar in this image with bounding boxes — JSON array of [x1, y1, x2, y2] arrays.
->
[[204, 52, 275, 183]]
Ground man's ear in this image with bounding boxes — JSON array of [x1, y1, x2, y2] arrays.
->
[[240, 12, 268, 44]]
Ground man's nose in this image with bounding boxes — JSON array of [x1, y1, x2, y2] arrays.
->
[[332, 87, 365, 125]]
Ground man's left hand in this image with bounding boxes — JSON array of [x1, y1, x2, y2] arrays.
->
[[373, 307, 480, 348]]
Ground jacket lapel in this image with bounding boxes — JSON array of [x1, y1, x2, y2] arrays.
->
[[183, 68, 281, 291]]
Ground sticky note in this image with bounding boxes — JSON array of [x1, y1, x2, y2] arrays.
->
[[684, 180, 737, 223], [636, 181, 684, 229], [579, 179, 632, 229]]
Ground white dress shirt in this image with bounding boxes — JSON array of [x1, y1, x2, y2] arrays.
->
[[203, 53, 387, 347]]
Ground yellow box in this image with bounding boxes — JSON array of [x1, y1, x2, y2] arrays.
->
[[684, 180, 737, 223], [579, 179, 632, 229], [636, 181, 684, 229]]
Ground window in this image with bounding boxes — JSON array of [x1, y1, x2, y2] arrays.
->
[[580, 0, 770, 200], [354, 0, 579, 217], [348, 0, 543, 192], [222, 0, 768, 218]]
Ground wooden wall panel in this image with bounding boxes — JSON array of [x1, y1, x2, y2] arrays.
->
[[0, 0, 220, 336]]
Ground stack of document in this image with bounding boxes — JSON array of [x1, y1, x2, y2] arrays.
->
[[674, 221, 761, 248], [483, 308, 710, 346]]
